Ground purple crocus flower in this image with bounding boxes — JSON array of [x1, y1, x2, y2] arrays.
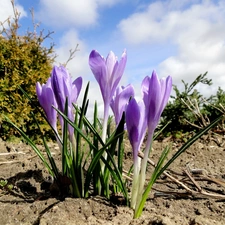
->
[[89, 49, 127, 141], [89, 50, 127, 107], [142, 70, 172, 132], [110, 84, 135, 126], [51, 65, 82, 140], [36, 77, 58, 133], [135, 71, 172, 211], [126, 98, 147, 208], [126, 98, 147, 164]]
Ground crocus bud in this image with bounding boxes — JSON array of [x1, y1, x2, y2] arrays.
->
[[89, 49, 127, 142], [89, 50, 127, 108], [36, 77, 58, 133], [51, 65, 82, 140], [126, 98, 147, 208], [142, 70, 172, 132]]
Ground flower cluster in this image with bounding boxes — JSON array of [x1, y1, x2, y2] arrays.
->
[[126, 71, 172, 213], [89, 50, 172, 215], [7, 48, 222, 219], [32, 49, 172, 218], [36, 66, 82, 142]]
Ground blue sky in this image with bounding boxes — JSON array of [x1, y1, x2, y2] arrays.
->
[[1, 0, 225, 116]]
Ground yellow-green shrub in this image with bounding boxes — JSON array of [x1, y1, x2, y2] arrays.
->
[[0, 6, 55, 141]]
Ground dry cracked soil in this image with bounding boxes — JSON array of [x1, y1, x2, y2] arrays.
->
[[1, 134, 225, 225]]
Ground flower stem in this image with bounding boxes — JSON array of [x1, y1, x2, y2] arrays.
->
[[131, 157, 141, 209], [100, 103, 109, 176], [102, 104, 109, 143], [71, 134, 77, 161], [135, 130, 154, 210]]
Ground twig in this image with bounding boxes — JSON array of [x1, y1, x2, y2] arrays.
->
[[0, 152, 25, 156], [122, 173, 132, 181], [63, 44, 79, 67], [184, 169, 202, 192], [138, 151, 225, 200], [0, 160, 21, 165]]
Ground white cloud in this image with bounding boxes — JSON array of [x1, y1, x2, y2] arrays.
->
[[0, 0, 26, 24], [37, 0, 123, 29], [55, 29, 89, 76], [118, 0, 225, 96], [118, 0, 225, 45], [37, 0, 98, 28]]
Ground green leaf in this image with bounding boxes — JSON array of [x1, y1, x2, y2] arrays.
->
[[134, 145, 170, 218], [5, 116, 53, 176]]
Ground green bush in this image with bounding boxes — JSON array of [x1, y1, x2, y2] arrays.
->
[[0, 4, 55, 141], [160, 72, 213, 138], [203, 87, 225, 133], [160, 72, 225, 139]]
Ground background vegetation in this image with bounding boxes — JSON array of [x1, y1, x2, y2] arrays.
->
[[0, 3, 55, 141], [160, 73, 225, 140]]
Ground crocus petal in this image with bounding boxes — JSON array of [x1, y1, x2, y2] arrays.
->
[[44, 88, 57, 125], [110, 50, 127, 98], [147, 71, 162, 123], [51, 66, 67, 112], [111, 84, 135, 125], [89, 50, 107, 84], [36, 78, 58, 132], [106, 51, 117, 78], [126, 99, 140, 157], [36, 82, 42, 100], [159, 76, 172, 114], [141, 76, 150, 108], [71, 77, 83, 103]]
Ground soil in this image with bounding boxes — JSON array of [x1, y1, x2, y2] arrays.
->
[[1, 134, 225, 225]]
